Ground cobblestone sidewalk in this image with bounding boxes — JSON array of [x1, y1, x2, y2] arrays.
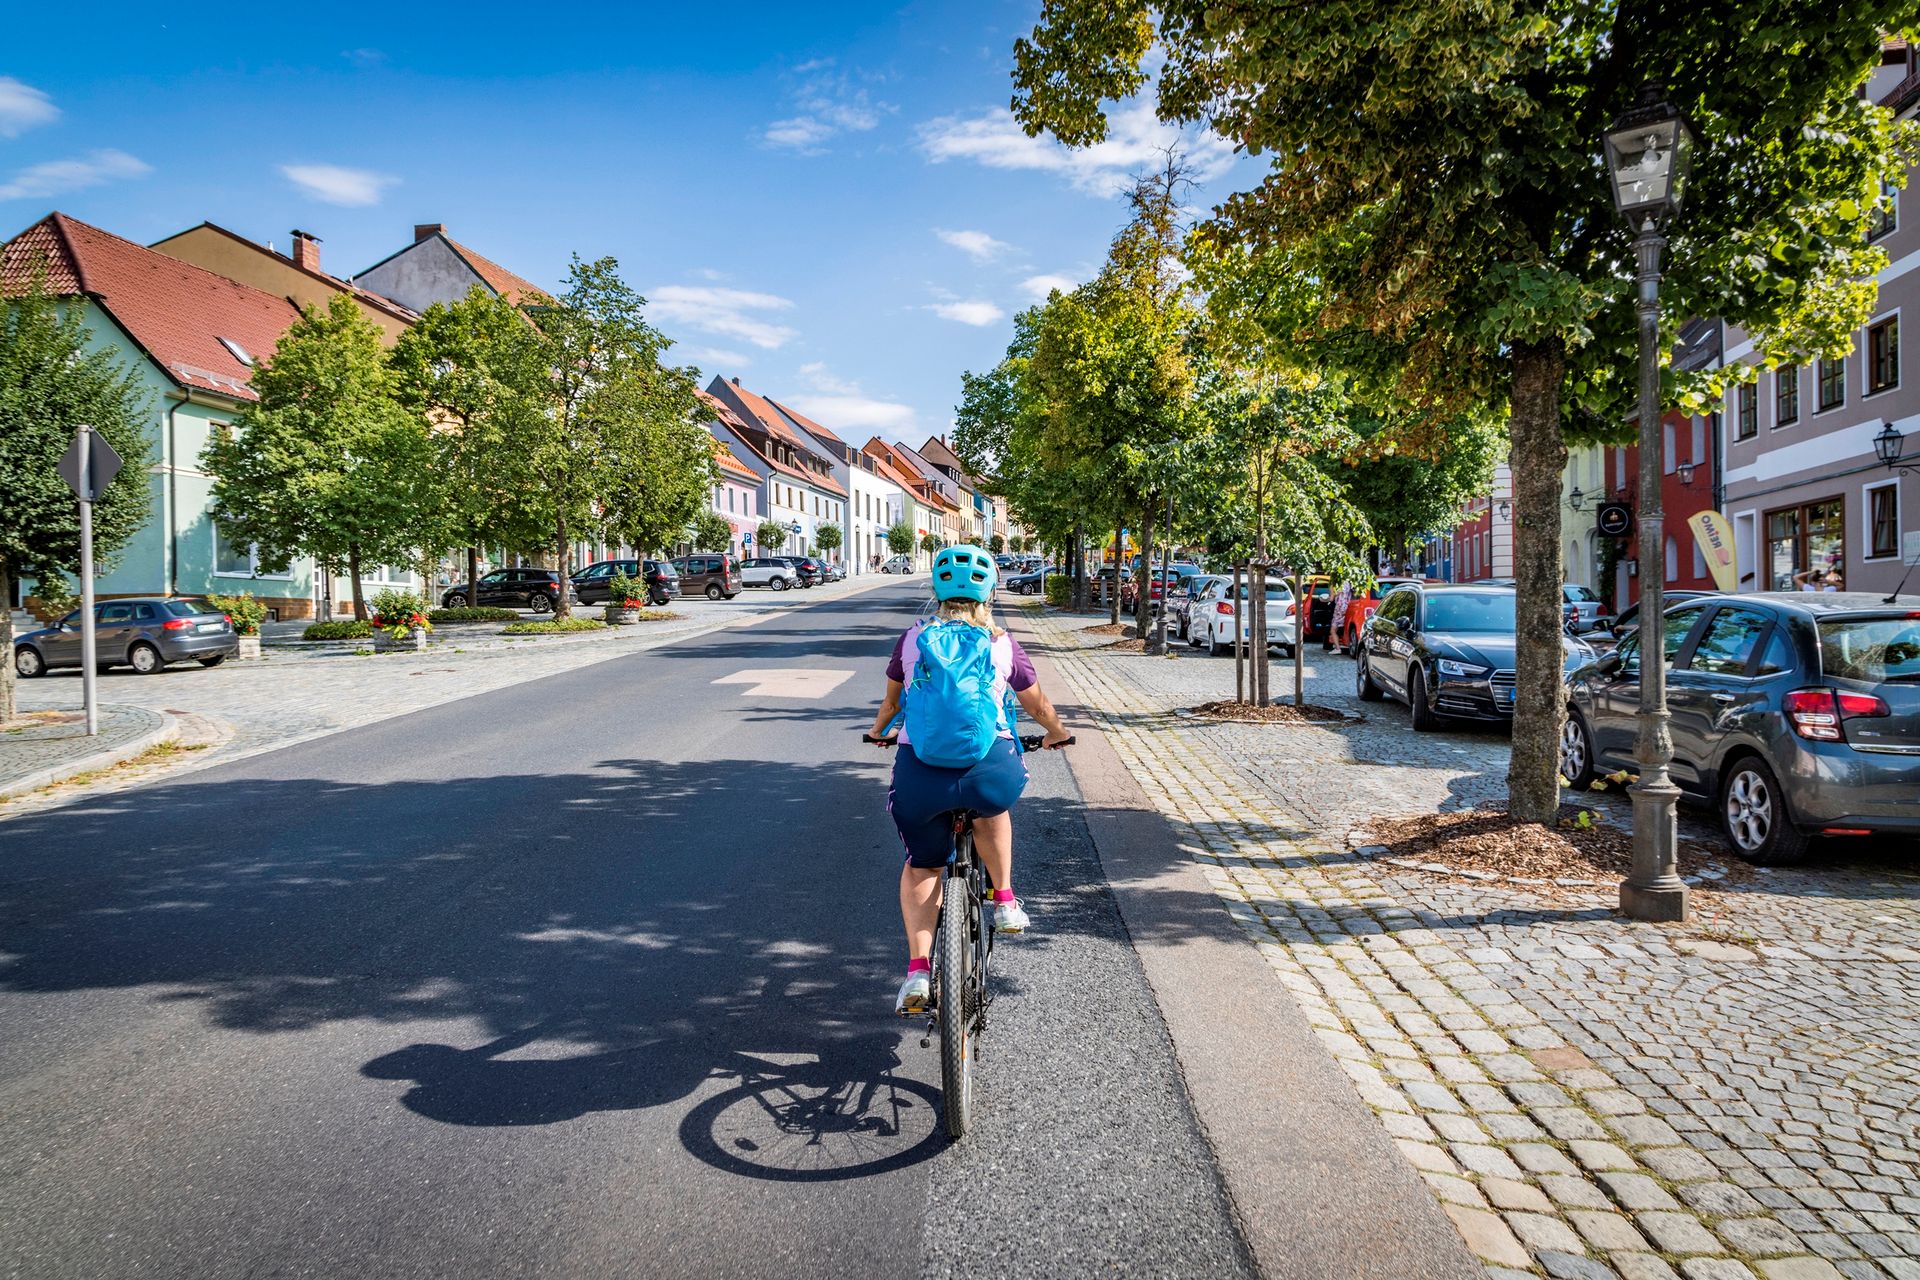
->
[[1025, 608, 1920, 1280], [0, 705, 167, 799]]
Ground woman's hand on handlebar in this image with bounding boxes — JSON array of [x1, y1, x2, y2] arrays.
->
[[861, 731, 898, 748], [1019, 732, 1076, 751]]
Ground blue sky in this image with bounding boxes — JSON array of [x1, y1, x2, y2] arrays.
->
[[2, 2, 1249, 444]]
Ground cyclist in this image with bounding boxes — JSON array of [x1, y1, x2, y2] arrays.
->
[[867, 545, 1072, 1015]]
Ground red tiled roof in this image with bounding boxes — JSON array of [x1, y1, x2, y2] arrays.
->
[[709, 378, 847, 497], [864, 437, 958, 511], [151, 221, 418, 323], [712, 438, 759, 483], [443, 236, 549, 305], [3, 212, 302, 401]]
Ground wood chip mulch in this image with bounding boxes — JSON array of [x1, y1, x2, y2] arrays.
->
[[1357, 803, 1751, 888], [1080, 622, 1130, 635], [1190, 699, 1350, 724]]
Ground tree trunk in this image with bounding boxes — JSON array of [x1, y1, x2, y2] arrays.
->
[[1109, 519, 1123, 626], [1135, 498, 1154, 639], [1232, 562, 1244, 703], [1073, 525, 1087, 611], [1293, 568, 1305, 707], [347, 544, 367, 621], [1508, 339, 1569, 823], [554, 515, 573, 619], [0, 559, 15, 724], [467, 546, 480, 610], [1253, 534, 1270, 707]]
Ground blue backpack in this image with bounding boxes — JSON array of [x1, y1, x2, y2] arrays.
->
[[902, 621, 1010, 767]]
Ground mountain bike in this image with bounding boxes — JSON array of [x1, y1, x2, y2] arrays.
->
[[863, 731, 1073, 1139]]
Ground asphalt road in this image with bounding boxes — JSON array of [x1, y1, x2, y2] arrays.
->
[[0, 580, 1250, 1280]]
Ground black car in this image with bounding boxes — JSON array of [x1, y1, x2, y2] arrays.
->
[[1607, 589, 1721, 641], [791, 557, 825, 587], [443, 567, 564, 612], [1563, 592, 1920, 864], [571, 558, 679, 606], [1354, 583, 1593, 730], [1005, 564, 1057, 595], [12, 597, 238, 676]]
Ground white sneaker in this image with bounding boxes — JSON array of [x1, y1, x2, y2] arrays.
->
[[994, 898, 1031, 934], [895, 971, 930, 1016]]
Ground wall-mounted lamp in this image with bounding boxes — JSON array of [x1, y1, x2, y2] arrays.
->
[[1568, 485, 1586, 511], [1676, 459, 1696, 486], [1495, 499, 1512, 522], [1876, 420, 1917, 474]]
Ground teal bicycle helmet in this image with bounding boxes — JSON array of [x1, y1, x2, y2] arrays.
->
[[931, 545, 997, 602]]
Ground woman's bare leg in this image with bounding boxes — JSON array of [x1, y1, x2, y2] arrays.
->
[[972, 811, 1013, 896], [900, 864, 942, 960]]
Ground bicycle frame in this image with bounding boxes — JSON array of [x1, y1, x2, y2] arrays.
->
[[930, 811, 994, 1037]]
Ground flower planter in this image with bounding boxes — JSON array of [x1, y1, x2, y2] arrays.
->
[[373, 628, 429, 652], [236, 635, 263, 660], [604, 604, 642, 625]]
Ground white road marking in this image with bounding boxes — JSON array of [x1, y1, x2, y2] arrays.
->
[[711, 667, 858, 698]]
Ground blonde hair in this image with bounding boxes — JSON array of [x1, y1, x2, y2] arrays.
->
[[934, 598, 995, 630]]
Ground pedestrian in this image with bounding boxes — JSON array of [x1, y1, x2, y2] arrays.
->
[[1326, 579, 1353, 651]]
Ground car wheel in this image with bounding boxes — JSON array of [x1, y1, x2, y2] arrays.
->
[[197, 654, 227, 668], [1356, 653, 1384, 701], [1719, 756, 1809, 865], [1560, 711, 1597, 790], [650, 588, 670, 606], [771, 576, 788, 591], [725, 591, 740, 600], [444, 593, 467, 608], [706, 584, 724, 601], [1207, 624, 1226, 657], [129, 642, 164, 676], [14, 646, 45, 678], [529, 593, 553, 614], [1408, 666, 1440, 731]]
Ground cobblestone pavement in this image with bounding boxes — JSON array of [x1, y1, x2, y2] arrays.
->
[[0, 704, 164, 795], [3, 576, 899, 819], [1026, 607, 1920, 1280]]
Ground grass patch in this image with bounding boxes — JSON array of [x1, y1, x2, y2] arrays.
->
[[501, 617, 607, 635], [54, 740, 209, 789]]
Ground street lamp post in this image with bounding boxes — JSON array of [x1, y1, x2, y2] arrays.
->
[[1605, 85, 1695, 922]]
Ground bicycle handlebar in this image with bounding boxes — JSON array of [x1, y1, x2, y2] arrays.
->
[[861, 731, 1075, 751]]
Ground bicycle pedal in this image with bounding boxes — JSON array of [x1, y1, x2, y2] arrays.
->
[[919, 1036, 931, 1048]]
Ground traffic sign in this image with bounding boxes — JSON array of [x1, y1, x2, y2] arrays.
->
[[58, 429, 123, 502], [788, 522, 802, 534], [742, 531, 753, 546]]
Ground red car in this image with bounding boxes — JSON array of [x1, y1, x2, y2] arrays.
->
[[1330, 577, 1422, 653]]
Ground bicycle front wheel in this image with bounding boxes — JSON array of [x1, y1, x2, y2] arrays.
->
[[936, 871, 973, 1140]]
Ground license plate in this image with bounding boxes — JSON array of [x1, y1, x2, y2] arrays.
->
[[197, 622, 223, 633]]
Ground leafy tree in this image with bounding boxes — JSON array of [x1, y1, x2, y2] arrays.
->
[[989, 533, 1006, 554], [815, 522, 843, 556], [0, 275, 151, 721], [1333, 411, 1505, 571], [887, 521, 915, 555], [757, 517, 791, 555], [689, 510, 734, 552], [390, 286, 551, 608], [1014, 3, 1916, 819], [205, 295, 430, 621], [919, 533, 939, 554], [524, 258, 713, 614]]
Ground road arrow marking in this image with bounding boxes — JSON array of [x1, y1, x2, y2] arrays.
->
[[712, 668, 857, 698]]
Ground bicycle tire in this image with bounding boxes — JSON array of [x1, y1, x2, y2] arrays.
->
[[937, 868, 973, 1140]]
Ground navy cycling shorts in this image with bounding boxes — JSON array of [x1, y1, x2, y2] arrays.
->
[[888, 738, 1028, 869]]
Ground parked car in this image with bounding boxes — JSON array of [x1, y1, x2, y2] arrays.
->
[[1167, 574, 1224, 640], [791, 556, 825, 587], [740, 557, 802, 590], [1354, 583, 1595, 730], [822, 560, 846, 582], [1563, 583, 1613, 634], [1562, 592, 1920, 864], [881, 554, 916, 574], [671, 552, 742, 600], [571, 558, 679, 606], [1607, 589, 1721, 641], [12, 597, 238, 677], [1005, 564, 1057, 596], [1186, 577, 1299, 656], [1330, 576, 1421, 654], [443, 567, 564, 612]]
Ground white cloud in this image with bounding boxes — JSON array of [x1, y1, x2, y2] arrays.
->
[[919, 97, 1236, 197], [648, 284, 798, 350], [935, 228, 1011, 262], [788, 364, 916, 432], [678, 345, 751, 369], [927, 299, 1005, 327], [0, 78, 58, 138], [0, 150, 150, 202], [280, 163, 398, 206], [762, 62, 891, 153], [342, 48, 387, 69], [1019, 273, 1078, 300]]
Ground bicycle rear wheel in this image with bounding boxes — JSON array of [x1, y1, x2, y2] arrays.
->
[[936, 868, 973, 1140]]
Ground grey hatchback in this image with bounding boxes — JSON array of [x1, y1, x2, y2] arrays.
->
[[1562, 592, 1920, 864], [13, 597, 239, 677]]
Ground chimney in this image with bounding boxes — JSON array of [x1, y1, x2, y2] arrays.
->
[[289, 230, 322, 273], [414, 223, 445, 243], [732, 376, 741, 385]]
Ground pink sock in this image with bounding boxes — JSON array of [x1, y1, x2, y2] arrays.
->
[[907, 958, 931, 975], [993, 889, 1015, 904]]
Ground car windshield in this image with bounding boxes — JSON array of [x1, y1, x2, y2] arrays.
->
[[1818, 617, 1920, 683], [1566, 585, 1600, 603], [1423, 592, 1516, 633]]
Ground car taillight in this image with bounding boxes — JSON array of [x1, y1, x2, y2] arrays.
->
[[222, 613, 232, 625], [162, 618, 191, 631], [1784, 687, 1888, 741], [1215, 602, 1234, 614], [1285, 603, 1296, 616]]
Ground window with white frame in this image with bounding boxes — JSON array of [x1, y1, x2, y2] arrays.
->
[[214, 525, 261, 576]]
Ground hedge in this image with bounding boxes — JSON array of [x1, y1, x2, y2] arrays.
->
[[1045, 574, 1072, 605], [501, 617, 607, 635], [303, 620, 374, 641], [429, 606, 520, 624]]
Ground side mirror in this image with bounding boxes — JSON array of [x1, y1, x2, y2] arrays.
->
[[1597, 652, 1623, 676]]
